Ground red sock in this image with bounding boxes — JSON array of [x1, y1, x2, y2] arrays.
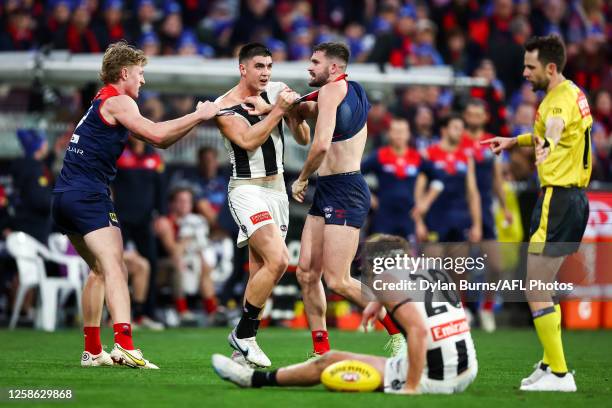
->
[[203, 297, 218, 314], [483, 300, 494, 311], [83, 326, 102, 355], [380, 314, 401, 335], [312, 330, 330, 355], [175, 298, 188, 313], [113, 323, 134, 350]]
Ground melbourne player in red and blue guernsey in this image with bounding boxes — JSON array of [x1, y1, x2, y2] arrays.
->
[[51, 41, 219, 369], [361, 117, 443, 240], [291, 43, 406, 357]]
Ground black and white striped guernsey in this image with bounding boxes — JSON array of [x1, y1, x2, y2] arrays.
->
[[215, 82, 286, 179]]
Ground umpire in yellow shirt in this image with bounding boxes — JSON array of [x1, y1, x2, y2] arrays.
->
[[483, 35, 592, 393]]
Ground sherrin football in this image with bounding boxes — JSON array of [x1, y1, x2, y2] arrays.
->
[[320, 360, 382, 392]]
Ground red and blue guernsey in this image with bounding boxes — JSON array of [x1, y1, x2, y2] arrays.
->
[[460, 133, 497, 239], [54, 85, 129, 195], [362, 146, 432, 238], [424, 143, 472, 242], [52, 85, 129, 236]]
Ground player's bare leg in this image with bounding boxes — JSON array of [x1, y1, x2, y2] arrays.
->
[[81, 226, 157, 369], [212, 350, 385, 388], [296, 216, 327, 354], [521, 253, 574, 391], [228, 224, 288, 368], [69, 234, 113, 367]]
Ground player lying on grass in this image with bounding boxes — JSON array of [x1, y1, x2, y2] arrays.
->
[[213, 235, 478, 394]]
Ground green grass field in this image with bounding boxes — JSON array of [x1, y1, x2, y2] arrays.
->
[[0, 328, 610, 407]]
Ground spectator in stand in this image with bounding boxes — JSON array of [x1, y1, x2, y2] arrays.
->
[[176, 30, 215, 57], [442, 28, 470, 75], [0, 6, 36, 50], [93, 0, 127, 49], [55, 0, 101, 53], [113, 137, 166, 330], [10, 129, 53, 243], [344, 22, 370, 63], [159, 1, 183, 55], [367, 3, 414, 69], [488, 15, 532, 98], [566, 27, 609, 95], [140, 31, 160, 56], [230, 0, 285, 48], [266, 38, 288, 62], [592, 90, 611, 134], [591, 122, 611, 182], [128, 0, 159, 44], [393, 86, 425, 121], [199, 1, 235, 55], [470, 59, 510, 137], [366, 90, 393, 148], [531, 0, 568, 37], [288, 23, 314, 61], [39, 0, 72, 49]]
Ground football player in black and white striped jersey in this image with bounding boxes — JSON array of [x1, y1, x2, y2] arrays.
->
[[213, 43, 310, 368], [212, 234, 478, 394]]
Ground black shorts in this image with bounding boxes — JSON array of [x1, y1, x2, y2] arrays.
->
[[308, 171, 370, 228], [528, 187, 589, 257], [52, 190, 120, 236]]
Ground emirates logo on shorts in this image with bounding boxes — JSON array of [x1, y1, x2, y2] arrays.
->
[[250, 211, 272, 224]]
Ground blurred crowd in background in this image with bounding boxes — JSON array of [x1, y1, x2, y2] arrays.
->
[[0, 0, 610, 330]]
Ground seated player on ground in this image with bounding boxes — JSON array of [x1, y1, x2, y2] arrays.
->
[[213, 234, 478, 395]]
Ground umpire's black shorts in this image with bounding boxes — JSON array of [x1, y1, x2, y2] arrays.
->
[[528, 186, 589, 257]]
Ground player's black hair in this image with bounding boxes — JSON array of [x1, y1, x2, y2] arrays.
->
[[439, 112, 464, 129], [524, 35, 566, 73], [313, 42, 350, 64], [238, 43, 272, 64]]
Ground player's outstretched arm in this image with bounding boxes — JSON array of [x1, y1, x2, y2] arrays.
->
[[217, 89, 298, 151], [105, 95, 219, 149], [480, 136, 518, 155]]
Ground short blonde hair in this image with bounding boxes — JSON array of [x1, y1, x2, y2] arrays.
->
[[99, 41, 147, 84]]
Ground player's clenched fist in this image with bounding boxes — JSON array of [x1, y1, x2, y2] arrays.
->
[[275, 88, 299, 112], [291, 178, 308, 202], [196, 100, 220, 120]]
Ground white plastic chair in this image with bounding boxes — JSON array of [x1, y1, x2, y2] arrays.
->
[[7, 232, 84, 331]]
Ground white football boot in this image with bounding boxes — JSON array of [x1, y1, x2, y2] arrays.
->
[[384, 333, 407, 357], [212, 353, 254, 388], [110, 343, 159, 369], [521, 361, 549, 387], [81, 350, 114, 367], [228, 329, 271, 368], [479, 309, 496, 333], [520, 371, 577, 392]]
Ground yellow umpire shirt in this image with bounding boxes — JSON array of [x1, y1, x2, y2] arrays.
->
[[533, 80, 593, 188]]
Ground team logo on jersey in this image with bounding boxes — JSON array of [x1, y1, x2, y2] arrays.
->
[[323, 206, 334, 219], [240, 225, 247, 233], [109, 212, 118, 223], [431, 318, 469, 341], [250, 211, 272, 224], [70, 134, 80, 144], [280, 225, 288, 232], [577, 92, 591, 118]]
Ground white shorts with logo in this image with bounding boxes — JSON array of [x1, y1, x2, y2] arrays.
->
[[227, 184, 289, 248], [383, 356, 478, 394]]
